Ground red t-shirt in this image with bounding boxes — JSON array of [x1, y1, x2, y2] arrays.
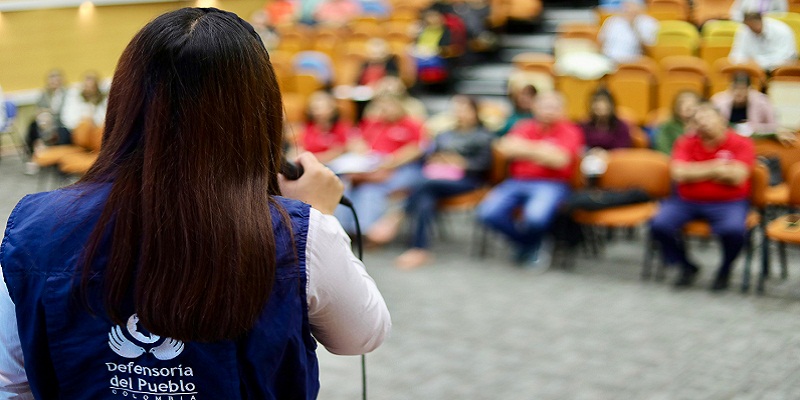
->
[[507, 120, 584, 182], [359, 117, 424, 155], [672, 130, 755, 202], [301, 121, 351, 154]]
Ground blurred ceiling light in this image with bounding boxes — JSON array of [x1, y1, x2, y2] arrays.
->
[[78, 1, 94, 18]]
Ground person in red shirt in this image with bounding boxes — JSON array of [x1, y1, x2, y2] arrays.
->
[[298, 91, 352, 164], [335, 94, 425, 243], [477, 92, 584, 271], [650, 102, 755, 291]]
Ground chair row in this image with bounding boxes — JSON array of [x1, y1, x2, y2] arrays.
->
[[513, 52, 800, 126], [596, 0, 800, 26]]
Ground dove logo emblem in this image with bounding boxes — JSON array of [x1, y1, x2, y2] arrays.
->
[[108, 314, 185, 360]]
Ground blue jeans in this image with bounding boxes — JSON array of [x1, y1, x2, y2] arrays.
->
[[405, 177, 483, 249], [336, 163, 423, 234], [650, 197, 749, 274], [476, 179, 571, 251]]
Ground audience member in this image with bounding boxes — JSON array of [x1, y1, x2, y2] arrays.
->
[[357, 39, 400, 88], [264, 0, 297, 25], [650, 103, 755, 291], [336, 95, 425, 244], [364, 76, 428, 121], [729, 12, 797, 72], [61, 71, 107, 132], [360, 0, 391, 17], [297, 91, 352, 163], [297, 0, 327, 24], [395, 95, 494, 269], [711, 72, 778, 136], [451, 0, 495, 52], [315, 0, 363, 27], [654, 90, 701, 155], [580, 88, 633, 151], [250, 9, 280, 50], [412, 8, 455, 83], [730, 0, 787, 22], [496, 84, 537, 137], [598, 0, 659, 64], [477, 92, 584, 271], [25, 69, 68, 156]]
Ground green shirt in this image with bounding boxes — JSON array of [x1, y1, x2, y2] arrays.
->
[[654, 118, 685, 155]]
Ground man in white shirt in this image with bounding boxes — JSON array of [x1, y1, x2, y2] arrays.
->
[[730, 0, 787, 22], [729, 12, 797, 72], [598, 0, 659, 64]]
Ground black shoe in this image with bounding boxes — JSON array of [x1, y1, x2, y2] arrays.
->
[[674, 267, 699, 288], [710, 270, 731, 292]]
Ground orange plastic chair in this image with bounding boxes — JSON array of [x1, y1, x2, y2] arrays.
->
[[648, 0, 690, 21], [791, 0, 800, 13], [557, 75, 603, 121], [763, 162, 800, 291], [771, 63, 800, 81], [572, 149, 672, 230], [33, 120, 96, 168], [692, 0, 734, 26], [658, 56, 709, 108], [556, 22, 599, 42], [709, 58, 766, 95], [511, 52, 555, 76], [754, 138, 800, 206], [701, 19, 740, 39], [699, 36, 734, 67], [505, 0, 543, 21], [606, 57, 660, 125]]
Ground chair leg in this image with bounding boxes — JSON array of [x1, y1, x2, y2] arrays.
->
[[779, 241, 788, 280], [741, 229, 754, 293], [642, 235, 655, 280]]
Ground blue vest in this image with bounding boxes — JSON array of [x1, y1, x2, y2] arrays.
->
[[0, 184, 320, 399]]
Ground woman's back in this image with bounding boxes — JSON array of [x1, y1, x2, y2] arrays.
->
[[2, 184, 319, 399]]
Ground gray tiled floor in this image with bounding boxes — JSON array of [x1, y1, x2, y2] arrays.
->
[[3, 153, 800, 399]]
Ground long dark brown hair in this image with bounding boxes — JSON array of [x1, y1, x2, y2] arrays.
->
[[78, 8, 285, 342]]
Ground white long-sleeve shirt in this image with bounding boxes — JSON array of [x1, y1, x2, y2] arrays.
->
[[60, 88, 107, 131], [0, 208, 391, 398], [729, 17, 797, 71], [730, 0, 788, 22], [598, 14, 659, 64]]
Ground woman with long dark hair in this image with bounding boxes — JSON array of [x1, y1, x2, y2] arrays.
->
[[0, 8, 390, 398], [579, 88, 632, 151]]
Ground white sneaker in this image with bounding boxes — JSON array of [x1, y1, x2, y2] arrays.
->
[[24, 162, 40, 176]]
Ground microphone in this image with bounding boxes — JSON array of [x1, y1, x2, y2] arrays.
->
[[281, 159, 353, 207]]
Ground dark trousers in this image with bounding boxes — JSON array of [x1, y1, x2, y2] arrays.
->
[[405, 177, 482, 249], [26, 121, 70, 155], [650, 197, 749, 275]]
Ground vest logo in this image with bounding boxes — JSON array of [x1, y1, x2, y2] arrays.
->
[[109, 314, 184, 360]]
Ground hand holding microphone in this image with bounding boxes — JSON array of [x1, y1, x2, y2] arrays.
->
[[279, 152, 344, 215]]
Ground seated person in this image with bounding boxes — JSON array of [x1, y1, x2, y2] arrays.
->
[[496, 84, 536, 137], [729, 12, 797, 73], [580, 88, 632, 151], [61, 71, 107, 132], [451, 0, 495, 52], [477, 92, 584, 271], [296, 91, 353, 164], [363, 76, 428, 122], [730, 0, 787, 22], [654, 90, 701, 155], [250, 9, 280, 51], [650, 103, 755, 291], [411, 8, 455, 82], [357, 39, 400, 89], [598, 0, 658, 64], [264, 0, 297, 25], [335, 94, 425, 244], [314, 0, 363, 27], [711, 72, 778, 135], [395, 95, 494, 269], [26, 69, 67, 156], [297, 0, 326, 24]]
